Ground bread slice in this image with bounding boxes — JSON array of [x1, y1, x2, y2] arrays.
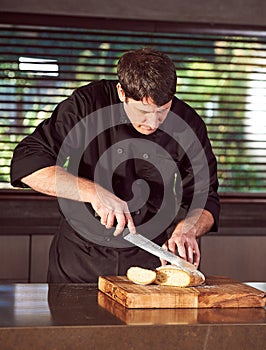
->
[[126, 266, 157, 285], [155, 265, 205, 287]]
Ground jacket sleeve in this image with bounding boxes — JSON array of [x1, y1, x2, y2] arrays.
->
[[10, 90, 87, 188], [175, 119, 220, 232]]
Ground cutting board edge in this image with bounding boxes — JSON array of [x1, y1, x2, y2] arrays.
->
[[98, 276, 129, 307]]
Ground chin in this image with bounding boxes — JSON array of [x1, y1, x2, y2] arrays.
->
[[135, 126, 157, 135], [141, 130, 156, 135]]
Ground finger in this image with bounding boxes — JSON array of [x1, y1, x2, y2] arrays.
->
[[176, 244, 187, 262], [113, 212, 126, 236], [167, 239, 176, 253], [100, 211, 108, 226], [160, 259, 167, 266], [160, 243, 168, 266], [193, 245, 201, 268], [125, 213, 136, 234], [162, 242, 168, 250], [105, 211, 114, 229], [187, 245, 195, 264]]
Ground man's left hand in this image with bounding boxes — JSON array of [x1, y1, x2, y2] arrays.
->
[[161, 209, 214, 269]]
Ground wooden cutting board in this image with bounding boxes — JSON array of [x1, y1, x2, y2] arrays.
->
[[98, 275, 266, 308]]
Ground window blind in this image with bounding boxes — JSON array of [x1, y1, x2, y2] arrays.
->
[[0, 24, 265, 192]]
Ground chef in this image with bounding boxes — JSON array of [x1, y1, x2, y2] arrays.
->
[[10, 48, 220, 283]]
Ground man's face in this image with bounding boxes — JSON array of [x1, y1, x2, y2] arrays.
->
[[123, 97, 172, 135], [117, 84, 172, 135]]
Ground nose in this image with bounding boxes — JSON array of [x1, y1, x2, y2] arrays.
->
[[146, 113, 160, 129]]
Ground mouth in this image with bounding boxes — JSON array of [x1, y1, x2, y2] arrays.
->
[[131, 122, 158, 134], [138, 124, 157, 132]]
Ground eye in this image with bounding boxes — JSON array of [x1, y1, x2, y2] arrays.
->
[[158, 109, 167, 116]]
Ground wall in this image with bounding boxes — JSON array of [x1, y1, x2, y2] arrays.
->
[[0, 0, 265, 28]]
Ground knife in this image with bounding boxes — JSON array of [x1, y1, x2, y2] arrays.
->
[[123, 231, 197, 273]]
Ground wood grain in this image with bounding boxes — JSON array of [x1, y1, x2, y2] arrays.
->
[[98, 275, 266, 309]]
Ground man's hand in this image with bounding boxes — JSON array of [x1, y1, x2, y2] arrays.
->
[[91, 183, 136, 236], [162, 226, 200, 268], [161, 209, 214, 268]]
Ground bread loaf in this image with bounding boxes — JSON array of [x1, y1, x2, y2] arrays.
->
[[155, 265, 205, 287], [126, 266, 157, 285], [126, 265, 205, 287]]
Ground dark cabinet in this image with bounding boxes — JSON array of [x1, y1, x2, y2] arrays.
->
[[0, 191, 265, 282]]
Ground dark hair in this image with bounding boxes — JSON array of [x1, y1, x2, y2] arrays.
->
[[117, 48, 177, 106]]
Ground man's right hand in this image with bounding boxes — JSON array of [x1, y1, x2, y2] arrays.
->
[[91, 183, 136, 236]]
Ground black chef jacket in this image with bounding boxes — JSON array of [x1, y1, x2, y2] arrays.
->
[[10, 80, 220, 283]]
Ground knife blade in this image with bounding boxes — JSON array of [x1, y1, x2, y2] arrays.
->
[[123, 231, 197, 272]]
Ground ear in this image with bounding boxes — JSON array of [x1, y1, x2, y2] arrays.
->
[[116, 83, 126, 102]]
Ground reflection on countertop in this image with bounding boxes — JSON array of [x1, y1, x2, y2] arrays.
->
[[0, 282, 265, 350]]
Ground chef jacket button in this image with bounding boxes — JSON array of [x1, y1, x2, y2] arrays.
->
[[105, 237, 111, 242], [117, 147, 123, 154], [143, 153, 149, 159], [134, 210, 141, 215]]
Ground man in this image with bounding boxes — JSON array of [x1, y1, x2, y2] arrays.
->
[[11, 48, 220, 283]]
